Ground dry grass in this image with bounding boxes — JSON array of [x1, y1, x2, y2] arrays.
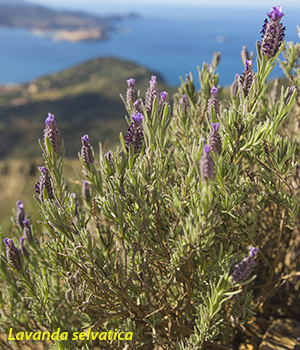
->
[[0, 158, 83, 234]]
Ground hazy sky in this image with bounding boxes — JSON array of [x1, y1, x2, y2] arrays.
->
[[26, 0, 300, 8]]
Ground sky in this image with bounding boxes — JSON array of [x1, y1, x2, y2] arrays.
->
[[26, 0, 300, 9]]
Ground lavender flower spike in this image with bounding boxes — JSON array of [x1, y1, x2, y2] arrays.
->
[[207, 86, 220, 120], [81, 134, 94, 166], [124, 113, 144, 154], [209, 122, 222, 154], [260, 6, 285, 58], [145, 75, 158, 117], [200, 145, 214, 181], [133, 98, 143, 114], [126, 78, 137, 106], [23, 219, 33, 241], [230, 246, 259, 284], [16, 200, 25, 230], [3, 238, 21, 270], [240, 60, 253, 97], [44, 113, 61, 154], [37, 166, 54, 202]]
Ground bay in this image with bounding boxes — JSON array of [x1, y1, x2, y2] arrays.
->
[[0, 5, 299, 87]]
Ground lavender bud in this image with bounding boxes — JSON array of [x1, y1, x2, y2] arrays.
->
[[3, 238, 21, 270], [231, 74, 239, 97], [145, 75, 158, 117], [200, 145, 214, 181], [16, 201, 25, 230], [124, 113, 144, 154], [284, 86, 296, 105], [105, 150, 114, 168], [159, 91, 168, 115], [133, 98, 143, 114], [82, 180, 91, 201], [126, 78, 137, 106], [211, 51, 221, 69], [23, 219, 33, 241], [207, 86, 220, 120], [240, 60, 253, 97], [81, 134, 94, 166], [185, 74, 190, 86], [160, 91, 168, 102], [44, 113, 61, 154], [20, 237, 29, 257], [230, 246, 259, 284], [240, 46, 253, 67], [260, 6, 285, 58], [209, 123, 222, 154], [37, 166, 54, 202]]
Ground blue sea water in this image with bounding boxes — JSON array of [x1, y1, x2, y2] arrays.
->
[[0, 5, 299, 87]]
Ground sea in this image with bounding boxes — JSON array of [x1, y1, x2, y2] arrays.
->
[[0, 4, 299, 87]]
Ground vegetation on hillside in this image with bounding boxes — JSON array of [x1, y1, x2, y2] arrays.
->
[[0, 57, 169, 158]]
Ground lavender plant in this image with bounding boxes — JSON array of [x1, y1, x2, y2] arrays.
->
[[1, 5, 300, 350]]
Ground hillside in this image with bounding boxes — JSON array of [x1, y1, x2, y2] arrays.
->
[[0, 57, 169, 158]]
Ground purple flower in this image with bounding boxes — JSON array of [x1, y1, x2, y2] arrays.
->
[[3, 238, 21, 270], [230, 246, 259, 284], [23, 219, 33, 241], [160, 91, 168, 102], [44, 113, 61, 154], [124, 113, 144, 154], [145, 75, 158, 117], [81, 134, 94, 166], [126, 78, 135, 87], [207, 86, 220, 120], [126, 78, 137, 105], [260, 6, 285, 58], [249, 246, 259, 259], [150, 75, 157, 88], [200, 145, 214, 181], [37, 166, 54, 202], [16, 200, 25, 230], [240, 60, 253, 97], [267, 6, 284, 21], [209, 122, 222, 154], [132, 112, 143, 127], [211, 86, 218, 96]]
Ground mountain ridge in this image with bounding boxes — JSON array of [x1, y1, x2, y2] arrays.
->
[[0, 57, 170, 159]]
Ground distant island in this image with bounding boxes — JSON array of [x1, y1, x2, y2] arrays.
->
[[0, 0, 139, 42]]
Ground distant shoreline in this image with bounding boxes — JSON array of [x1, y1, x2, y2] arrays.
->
[[0, 0, 140, 42], [30, 28, 108, 42]]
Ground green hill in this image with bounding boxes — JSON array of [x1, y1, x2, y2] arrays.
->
[[0, 57, 170, 158]]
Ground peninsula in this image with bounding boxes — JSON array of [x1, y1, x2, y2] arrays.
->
[[0, 0, 137, 42]]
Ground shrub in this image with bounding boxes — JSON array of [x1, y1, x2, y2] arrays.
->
[[1, 5, 300, 350]]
